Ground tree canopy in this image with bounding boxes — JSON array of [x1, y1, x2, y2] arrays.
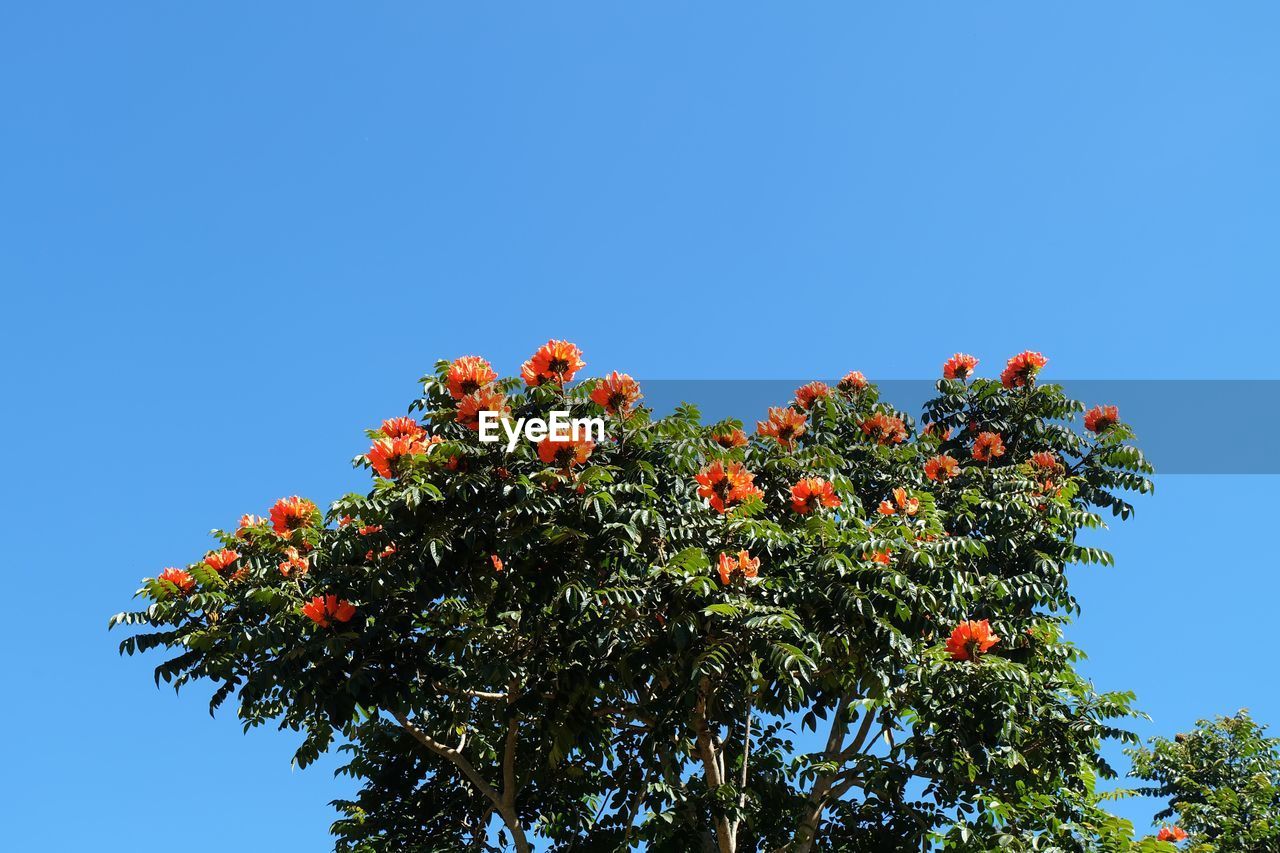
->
[[1129, 711, 1280, 851], [114, 343, 1165, 852]]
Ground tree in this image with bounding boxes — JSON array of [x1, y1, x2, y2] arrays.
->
[[113, 343, 1157, 851], [1129, 711, 1280, 851]]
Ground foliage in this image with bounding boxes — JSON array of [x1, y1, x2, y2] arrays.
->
[[1129, 711, 1280, 851], [113, 345, 1156, 852]]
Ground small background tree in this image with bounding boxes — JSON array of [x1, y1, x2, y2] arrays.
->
[[1129, 711, 1280, 852]]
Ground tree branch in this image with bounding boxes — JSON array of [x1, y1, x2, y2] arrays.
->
[[394, 711, 531, 853]]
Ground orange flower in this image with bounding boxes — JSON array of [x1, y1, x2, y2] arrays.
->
[[838, 371, 868, 393], [590, 371, 642, 415], [158, 567, 195, 594], [791, 477, 841, 514], [365, 543, 397, 562], [1084, 404, 1119, 433], [279, 546, 308, 577], [367, 435, 427, 478], [302, 595, 357, 629], [972, 432, 1006, 462], [717, 550, 761, 585], [922, 422, 953, 441], [695, 461, 764, 514], [946, 619, 1000, 661], [711, 427, 748, 449], [536, 436, 595, 468], [270, 496, 319, 535], [869, 549, 892, 565], [521, 340, 585, 386], [1156, 826, 1188, 842], [878, 486, 919, 516], [236, 514, 267, 537], [757, 407, 808, 449], [942, 353, 979, 380], [203, 549, 240, 573], [794, 381, 831, 411], [446, 356, 498, 400], [1000, 350, 1047, 388], [861, 413, 907, 445], [924, 455, 959, 482], [379, 416, 425, 440], [358, 524, 383, 536], [456, 387, 509, 431], [491, 554, 504, 573], [1030, 451, 1058, 470]]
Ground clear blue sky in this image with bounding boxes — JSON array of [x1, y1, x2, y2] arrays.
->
[[3, 3, 1279, 849]]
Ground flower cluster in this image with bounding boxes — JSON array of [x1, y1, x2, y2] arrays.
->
[[537, 436, 595, 469], [942, 353, 978, 380], [946, 620, 1000, 661], [972, 432, 1005, 462], [716, 550, 761, 585], [1084, 404, 1120, 433], [861, 413, 907, 445], [590, 371, 642, 416], [696, 461, 764, 514], [756, 406, 807, 449], [790, 478, 841, 515], [1000, 350, 1047, 389], [794, 381, 830, 411], [924, 454, 959, 482], [877, 487, 919, 517], [270, 496, 320, 536], [521, 339, 585, 387], [302, 595, 357, 628]]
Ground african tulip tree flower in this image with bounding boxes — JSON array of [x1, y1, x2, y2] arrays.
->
[[302, 595, 357, 629], [490, 554, 504, 573], [1000, 350, 1047, 389], [1084, 404, 1120, 433], [924, 455, 959, 482], [972, 432, 1006, 462], [590, 371, 642, 416], [446, 356, 498, 400], [456, 387, 509, 431], [366, 435, 427, 479], [270, 496, 319, 536], [1156, 826, 1188, 842], [838, 371, 868, 393], [279, 547, 308, 578], [791, 478, 841, 515], [794, 381, 831, 411], [717, 550, 761, 585], [521, 339, 585, 387], [946, 620, 1000, 661], [536, 436, 595, 469], [922, 422, 953, 440], [942, 353, 978, 380], [870, 549, 892, 565], [756, 406, 808, 449], [1030, 451, 1058, 470], [878, 487, 919, 516], [203, 549, 240, 573], [158, 567, 195, 595], [695, 461, 764, 514], [236, 514, 267, 537], [379, 416, 425, 440], [711, 427, 748, 448], [861, 413, 907, 445]]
